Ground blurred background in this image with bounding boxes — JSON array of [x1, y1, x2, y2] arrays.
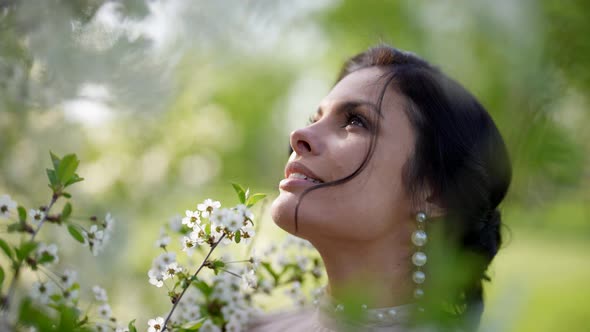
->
[[0, 0, 588, 331]]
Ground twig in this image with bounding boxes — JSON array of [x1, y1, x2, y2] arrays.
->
[[1, 194, 58, 314], [161, 233, 226, 332]]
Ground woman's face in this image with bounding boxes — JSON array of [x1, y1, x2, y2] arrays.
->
[[271, 67, 416, 243]]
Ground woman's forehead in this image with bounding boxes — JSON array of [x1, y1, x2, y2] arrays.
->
[[326, 67, 388, 102]]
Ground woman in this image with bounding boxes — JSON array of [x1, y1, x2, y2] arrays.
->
[[250, 45, 511, 331]]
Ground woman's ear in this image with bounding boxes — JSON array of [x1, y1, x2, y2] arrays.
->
[[416, 183, 446, 219], [425, 195, 446, 218]]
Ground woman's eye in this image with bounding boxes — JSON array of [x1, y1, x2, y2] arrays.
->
[[345, 113, 367, 128]]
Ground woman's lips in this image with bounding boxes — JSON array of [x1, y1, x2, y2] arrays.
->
[[279, 176, 321, 191]]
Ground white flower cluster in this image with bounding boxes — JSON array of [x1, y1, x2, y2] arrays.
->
[[148, 252, 179, 288], [168, 272, 256, 332], [254, 235, 324, 308], [145, 194, 266, 332], [29, 269, 79, 306], [92, 285, 116, 331], [182, 199, 255, 256], [178, 200, 256, 256], [83, 213, 115, 256]]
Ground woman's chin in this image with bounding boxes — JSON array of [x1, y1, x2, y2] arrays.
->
[[270, 193, 294, 231]]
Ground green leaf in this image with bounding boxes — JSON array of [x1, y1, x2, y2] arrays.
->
[[38, 252, 56, 264], [193, 280, 213, 296], [62, 203, 72, 220], [64, 174, 84, 187], [17, 206, 27, 223], [128, 319, 138, 332], [62, 192, 72, 199], [46, 169, 59, 187], [56, 154, 79, 184], [50, 151, 61, 170], [7, 222, 22, 233], [212, 260, 225, 269], [0, 265, 5, 288], [18, 298, 55, 332], [57, 303, 79, 331], [15, 241, 38, 262], [0, 238, 14, 261], [234, 231, 241, 243], [246, 193, 266, 208], [67, 225, 86, 244], [205, 222, 211, 236], [181, 317, 206, 330], [231, 183, 246, 204]]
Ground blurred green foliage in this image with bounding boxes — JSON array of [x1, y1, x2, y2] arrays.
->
[[1, 0, 588, 331]]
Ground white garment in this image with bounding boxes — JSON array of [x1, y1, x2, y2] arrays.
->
[[247, 303, 421, 332]]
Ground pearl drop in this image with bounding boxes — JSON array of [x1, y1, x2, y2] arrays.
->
[[412, 270, 426, 284], [376, 312, 385, 320], [387, 309, 397, 317], [361, 304, 368, 310], [414, 288, 424, 299], [335, 304, 344, 312], [412, 252, 427, 266], [416, 212, 427, 223], [411, 230, 428, 246]]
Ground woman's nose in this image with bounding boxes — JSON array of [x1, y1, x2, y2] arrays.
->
[[289, 126, 323, 157]]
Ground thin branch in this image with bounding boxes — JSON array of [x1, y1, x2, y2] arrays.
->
[[161, 234, 226, 332], [1, 194, 58, 314]]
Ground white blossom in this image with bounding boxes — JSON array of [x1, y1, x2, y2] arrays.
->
[[225, 318, 242, 332], [249, 250, 261, 270], [92, 285, 108, 302], [62, 288, 79, 304], [30, 281, 55, 304], [95, 324, 109, 332], [258, 279, 273, 293], [295, 255, 309, 270], [0, 194, 17, 218], [162, 262, 183, 280], [97, 303, 112, 319], [28, 209, 45, 225], [235, 204, 253, 222], [182, 210, 201, 229], [103, 213, 115, 232], [182, 306, 201, 322], [197, 199, 221, 218], [223, 210, 242, 233], [60, 269, 78, 288], [153, 252, 176, 270], [199, 319, 221, 332], [148, 269, 164, 288], [155, 228, 170, 248], [241, 268, 257, 290], [85, 225, 106, 256], [147, 317, 165, 332], [181, 231, 202, 255], [36, 243, 59, 264], [285, 281, 306, 306]]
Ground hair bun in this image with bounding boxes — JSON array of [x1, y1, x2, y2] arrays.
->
[[478, 209, 502, 260]]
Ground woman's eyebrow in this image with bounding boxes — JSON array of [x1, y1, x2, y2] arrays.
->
[[316, 100, 383, 118]]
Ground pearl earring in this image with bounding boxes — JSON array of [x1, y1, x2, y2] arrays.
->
[[411, 212, 428, 300]]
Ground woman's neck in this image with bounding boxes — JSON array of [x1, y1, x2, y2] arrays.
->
[[311, 230, 415, 309]]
